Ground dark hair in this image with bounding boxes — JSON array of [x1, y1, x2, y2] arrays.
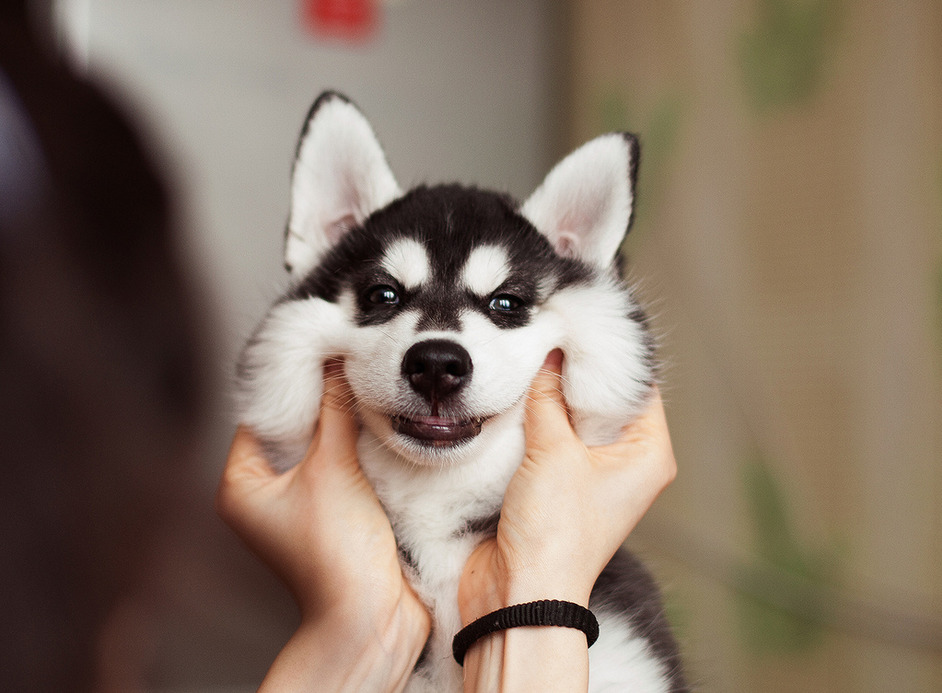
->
[[1, 11, 206, 691]]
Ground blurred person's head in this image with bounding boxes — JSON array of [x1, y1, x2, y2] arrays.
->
[[1, 6, 205, 690]]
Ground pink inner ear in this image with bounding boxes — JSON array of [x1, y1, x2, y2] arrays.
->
[[554, 230, 581, 258], [325, 213, 357, 246]]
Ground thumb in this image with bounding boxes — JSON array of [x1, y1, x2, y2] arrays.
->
[[524, 349, 573, 450], [306, 359, 360, 464]]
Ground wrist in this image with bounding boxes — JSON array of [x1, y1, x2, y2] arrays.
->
[[332, 586, 431, 660], [263, 595, 429, 693], [502, 568, 592, 606], [459, 556, 593, 627], [454, 600, 598, 665], [460, 611, 591, 693]]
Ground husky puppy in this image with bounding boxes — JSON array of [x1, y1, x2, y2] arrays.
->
[[237, 92, 686, 692]]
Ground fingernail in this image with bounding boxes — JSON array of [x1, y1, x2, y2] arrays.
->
[[323, 358, 343, 379], [542, 348, 563, 371]]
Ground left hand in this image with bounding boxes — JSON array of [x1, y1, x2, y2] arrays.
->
[[458, 350, 677, 624]]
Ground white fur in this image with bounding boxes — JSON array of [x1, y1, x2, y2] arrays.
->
[[344, 306, 556, 467], [235, 297, 349, 468], [382, 238, 431, 290], [358, 419, 526, 691], [588, 612, 672, 692], [521, 133, 635, 268], [285, 95, 401, 278], [237, 288, 656, 689], [460, 245, 511, 295], [548, 282, 653, 445]]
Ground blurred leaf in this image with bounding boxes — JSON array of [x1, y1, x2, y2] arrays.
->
[[595, 89, 686, 255], [937, 158, 942, 349], [736, 455, 842, 654], [738, 0, 842, 113], [646, 96, 684, 168], [937, 262, 942, 349], [599, 92, 631, 134], [742, 457, 798, 565], [737, 589, 823, 653]]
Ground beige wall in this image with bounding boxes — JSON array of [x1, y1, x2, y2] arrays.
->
[[566, 1, 942, 690]]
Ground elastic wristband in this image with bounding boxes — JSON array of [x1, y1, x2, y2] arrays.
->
[[452, 599, 599, 665]]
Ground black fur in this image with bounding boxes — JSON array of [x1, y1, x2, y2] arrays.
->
[[454, 509, 502, 539], [621, 132, 641, 233], [284, 181, 657, 395], [627, 306, 660, 384], [397, 542, 419, 573], [289, 185, 596, 334], [590, 549, 688, 691]]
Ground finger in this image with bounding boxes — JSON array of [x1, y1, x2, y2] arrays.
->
[[524, 349, 575, 450], [301, 360, 361, 475], [216, 426, 276, 522], [319, 359, 359, 445], [597, 388, 677, 490], [321, 358, 354, 412], [222, 426, 277, 483], [528, 348, 566, 405], [603, 388, 671, 452]]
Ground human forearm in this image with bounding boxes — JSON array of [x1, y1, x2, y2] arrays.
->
[[461, 625, 589, 693], [261, 603, 427, 693]]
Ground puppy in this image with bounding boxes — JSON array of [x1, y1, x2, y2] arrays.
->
[[237, 92, 686, 691]]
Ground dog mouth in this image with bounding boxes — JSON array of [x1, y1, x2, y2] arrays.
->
[[391, 414, 486, 447]]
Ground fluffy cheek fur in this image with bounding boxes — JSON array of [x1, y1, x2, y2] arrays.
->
[[548, 282, 654, 446], [235, 297, 350, 468]]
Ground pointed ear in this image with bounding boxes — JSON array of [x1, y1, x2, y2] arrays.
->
[[285, 92, 400, 277], [521, 133, 639, 268]]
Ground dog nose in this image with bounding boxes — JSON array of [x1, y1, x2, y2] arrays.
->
[[401, 339, 472, 402]]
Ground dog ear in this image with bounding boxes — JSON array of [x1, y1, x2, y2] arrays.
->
[[521, 133, 639, 268], [285, 92, 401, 277]]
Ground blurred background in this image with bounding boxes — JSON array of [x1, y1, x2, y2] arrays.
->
[[14, 0, 942, 690]]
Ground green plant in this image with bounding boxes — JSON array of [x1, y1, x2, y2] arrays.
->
[[597, 90, 685, 251], [738, 0, 841, 113], [736, 455, 844, 653]]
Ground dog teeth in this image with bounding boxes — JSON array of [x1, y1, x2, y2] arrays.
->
[[391, 415, 484, 446]]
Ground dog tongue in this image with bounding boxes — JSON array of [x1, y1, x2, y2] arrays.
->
[[393, 415, 482, 445]]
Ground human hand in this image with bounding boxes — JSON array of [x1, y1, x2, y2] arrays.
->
[[458, 349, 677, 624], [216, 361, 429, 691]]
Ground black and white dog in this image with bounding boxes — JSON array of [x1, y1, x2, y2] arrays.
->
[[237, 92, 686, 691]]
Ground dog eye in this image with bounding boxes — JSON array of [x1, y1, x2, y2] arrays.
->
[[488, 294, 522, 312], [367, 285, 400, 305]]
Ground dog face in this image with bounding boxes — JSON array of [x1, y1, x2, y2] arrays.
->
[[288, 184, 593, 465], [238, 92, 653, 468]]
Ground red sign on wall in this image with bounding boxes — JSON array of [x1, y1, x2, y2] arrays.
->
[[303, 0, 378, 42]]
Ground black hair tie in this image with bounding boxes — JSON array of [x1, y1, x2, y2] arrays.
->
[[452, 599, 599, 666]]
